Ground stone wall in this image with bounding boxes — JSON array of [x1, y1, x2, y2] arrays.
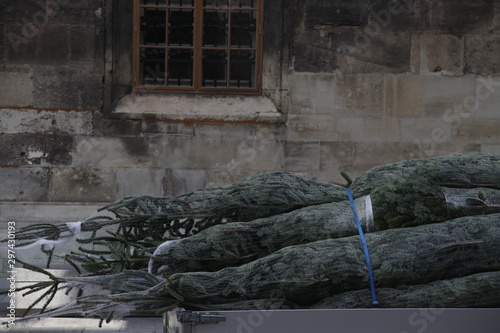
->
[[288, 0, 500, 181], [0, 0, 499, 222]]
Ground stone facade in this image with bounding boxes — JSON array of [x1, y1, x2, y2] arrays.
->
[[0, 0, 500, 228]]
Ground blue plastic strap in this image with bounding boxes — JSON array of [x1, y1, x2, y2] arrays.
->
[[345, 188, 379, 307]]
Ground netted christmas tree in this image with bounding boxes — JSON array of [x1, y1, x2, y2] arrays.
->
[[2, 153, 500, 327]]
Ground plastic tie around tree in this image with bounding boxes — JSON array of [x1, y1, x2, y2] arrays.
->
[[345, 187, 379, 307]]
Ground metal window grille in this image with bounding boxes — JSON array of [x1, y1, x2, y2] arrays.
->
[[133, 0, 263, 94]]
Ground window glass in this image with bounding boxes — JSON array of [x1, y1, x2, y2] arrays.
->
[[169, 0, 195, 6], [168, 8, 194, 46], [230, 50, 255, 88], [168, 49, 194, 86], [203, 9, 228, 47], [134, 0, 262, 93], [140, 0, 167, 5], [202, 50, 228, 87], [204, 0, 229, 8], [140, 48, 166, 85], [140, 7, 166, 46], [230, 10, 256, 48], [232, 0, 257, 8]]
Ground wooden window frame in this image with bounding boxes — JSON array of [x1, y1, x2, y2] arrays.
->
[[132, 0, 264, 95]]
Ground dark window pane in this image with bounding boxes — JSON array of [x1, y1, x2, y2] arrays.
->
[[168, 9, 194, 46], [140, 48, 166, 85], [203, 50, 228, 87], [167, 49, 193, 86], [168, 0, 194, 6], [204, 0, 229, 8], [140, 7, 166, 46], [203, 10, 228, 47], [230, 10, 256, 48], [232, 0, 256, 8], [137, 0, 261, 91], [141, 0, 167, 5], [230, 50, 255, 88]]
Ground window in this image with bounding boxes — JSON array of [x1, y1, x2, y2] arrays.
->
[[133, 0, 264, 94]]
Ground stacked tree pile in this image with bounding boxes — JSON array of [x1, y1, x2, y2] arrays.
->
[[2, 153, 500, 326]]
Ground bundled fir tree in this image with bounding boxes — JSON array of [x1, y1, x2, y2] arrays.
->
[[2, 153, 500, 327]]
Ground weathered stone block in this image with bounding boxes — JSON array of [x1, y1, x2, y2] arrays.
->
[[0, 167, 19, 200], [45, 135, 73, 165], [6, 25, 69, 66], [0, 24, 5, 64], [385, 75, 423, 117], [116, 168, 165, 197], [160, 136, 239, 170], [283, 141, 320, 172], [286, 114, 337, 142], [336, 117, 400, 142], [225, 138, 284, 172], [292, 41, 338, 74], [0, 109, 93, 135], [32, 68, 103, 109], [400, 117, 453, 144], [305, 0, 369, 27], [492, 1, 500, 33], [465, 34, 500, 75], [419, 142, 481, 159], [0, 2, 18, 23], [352, 141, 420, 172], [430, 0, 493, 34], [196, 123, 264, 140], [319, 141, 354, 174], [256, 123, 286, 142], [334, 74, 384, 116], [19, 167, 50, 201], [410, 34, 421, 74], [47, 0, 102, 26], [481, 144, 500, 154], [142, 120, 195, 137], [92, 112, 141, 136], [0, 0, 48, 23], [0, 133, 45, 166], [164, 169, 207, 196], [453, 119, 500, 144], [475, 76, 500, 120], [328, 31, 411, 74], [0, 70, 33, 107], [69, 25, 95, 62], [288, 73, 313, 114], [370, 0, 491, 35], [368, 0, 429, 32], [422, 76, 476, 118], [310, 74, 336, 114], [416, 34, 464, 75], [0, 201, 103, 223], [49, 167, 115, 202], [73, 136, 163, 168]]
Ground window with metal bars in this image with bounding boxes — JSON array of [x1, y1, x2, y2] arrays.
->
[[133, 0, 263, 94]]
